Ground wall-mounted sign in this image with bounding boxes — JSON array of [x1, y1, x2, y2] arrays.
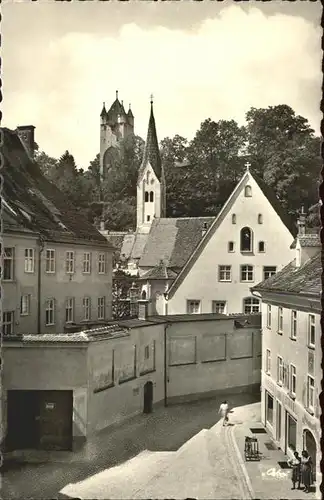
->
[[45, 402, 55, 410]]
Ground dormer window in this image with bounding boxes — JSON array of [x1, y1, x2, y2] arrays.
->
[[145, 191, 149, 202], [150, 191, 154, 202], [240, 227, 253, 252], [244, 185, 252, 197], [258, 214, 263, 224], [232, 214, 236, 224]]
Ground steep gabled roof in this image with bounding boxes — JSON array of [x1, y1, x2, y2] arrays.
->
[[139, 217, 215, 269], [252, 251, 321, 297], [290, 233, 321, 249], [167, 169, 295, 298], [2, 127, 110, 245], [138, 101, 162, 182]]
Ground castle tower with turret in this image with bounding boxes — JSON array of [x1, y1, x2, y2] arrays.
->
[[100, 90, 134, 181], [136, 96, 166, 234]]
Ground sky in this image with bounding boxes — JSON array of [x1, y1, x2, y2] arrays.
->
[[2, 0, 322, 169]]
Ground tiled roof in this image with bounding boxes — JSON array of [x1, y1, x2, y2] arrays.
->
[[253, 173, 297, 236], [149, 313, 229, 323], [130, 232, 150, 260], [139, 217, 215, 269], [140, 260, 178, 280], [120, 233, 136, 259], [4, 325, 130, 343], [252, 251, 321, 296], [103, 232, 127, 252], [138, 102, 162, 181], [106, 98, 127, 123], [290, 233, 321, 249], [2, 128, 109, 245]]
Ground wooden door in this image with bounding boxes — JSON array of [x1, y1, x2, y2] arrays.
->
[[143, 382, 153, 414], [38, 391, 73, 451], [6, 390, 39, 450]]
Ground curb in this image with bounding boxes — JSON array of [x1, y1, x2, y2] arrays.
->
[[229, 425, 255, 499]]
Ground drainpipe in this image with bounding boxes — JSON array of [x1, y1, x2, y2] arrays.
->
[[37, 236, 45, 334], [164, 322, 170, 407]]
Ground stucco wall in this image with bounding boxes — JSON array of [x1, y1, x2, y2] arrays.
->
[[87, 323, 165, 433], [167, 174, 294, 315], [3, 233, 39, 334], [166, 319, 261, 401], [3, 344, 88, 439]]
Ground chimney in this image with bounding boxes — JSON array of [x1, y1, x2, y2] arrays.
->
[[297, 206, 306, 236], [202, 221, 208, 237], [137, 299, 149, 321], [16, 125, 36, 159]]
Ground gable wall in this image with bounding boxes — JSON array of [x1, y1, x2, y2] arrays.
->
[[168, 174, 295, 315]]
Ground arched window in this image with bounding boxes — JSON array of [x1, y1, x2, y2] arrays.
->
[[150, 191, 154, 202], [232, 214, 236, 224], [141, 290, 147, 300], [144, 191, 149, 202], [243, 297, 260, 314], [244, 185, 252, 197], [240, 227, 253, 252], [258, 213, 263, 224]]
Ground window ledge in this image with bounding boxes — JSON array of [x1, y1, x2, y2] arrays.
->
[[305, 407, 315, 417], [307, 344, 315, 351], [140, 369, 156, 376], [277, 331, 283, 336], [265, 371, 271, 376], [45, 271, 56, 275], [93, 382, 115, 393], [288, 392, 296, 400], [2, 279, 16, 283], [119, 375, 137, 385], [289, 337, 296, 342], [277, 382, 283, 387]]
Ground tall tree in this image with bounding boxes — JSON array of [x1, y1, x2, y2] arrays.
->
[[246, 105, 321, 215]]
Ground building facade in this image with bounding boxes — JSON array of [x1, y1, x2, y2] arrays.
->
[[2, 126, 114, 336], [252, 227, 321, 488]]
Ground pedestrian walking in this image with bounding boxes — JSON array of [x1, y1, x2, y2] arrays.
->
[[301, 450, 312, 493], [218, 400, 229, 426], [287, 451, 301, 490]]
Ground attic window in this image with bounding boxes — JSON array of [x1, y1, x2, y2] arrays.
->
[[150, 191, 154, 202], [258, 214, 263, 224], [240, 227, 253, 252], [147, 215, 150, 222], [232, 214, 236, 224], [145, 191, 149, 202], [244, 185, 252, 197], [258, 241, 265, 252]]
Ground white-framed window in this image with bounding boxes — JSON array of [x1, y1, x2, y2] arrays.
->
[[307, 375, 315, 412], [144, 345, 150, 359], [218, 265, 231, 282], [98, 296, 106, 319], [243, 297, 260, 314], [266, 349, 271, 374], [240, 265, 254, 282], [45, 249, 56, 273], [266, 304, 272, 328], [290, 364, 296, 396], [228, 241, 234, 252], [3, 247, 15, 280], [24, 248, 35, 273], [20, 294, 31, 316], [65, 298, 74, 323], [258, 213, 263, 224], [278, 307, 283, 334], [291, 310, 297, 339], [263, 266, 277, 280], [66, 251, 75, 274], [212, 301, 227, 314], [98, 253, 106, 274], [83, 252, 91, 274], [308, 314, 315, 347], [187, 300, 201, 314], [45, 298, 55, 326], [277, 356, 283, 385], [83, 297, 91, 321], [3, 311, 14, 336], [240, 227, 253, 252], [258, 241, 265, 253]]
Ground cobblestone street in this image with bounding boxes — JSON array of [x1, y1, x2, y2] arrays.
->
[[2, 393, 258, 499]]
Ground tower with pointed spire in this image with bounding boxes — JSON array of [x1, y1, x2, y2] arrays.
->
[[136, 95, 166, 233], [100, 90, 134, 181]]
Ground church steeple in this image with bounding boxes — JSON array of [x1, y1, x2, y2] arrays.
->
[[136, 95, 166, 232], [138, 95, 162, 182]]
